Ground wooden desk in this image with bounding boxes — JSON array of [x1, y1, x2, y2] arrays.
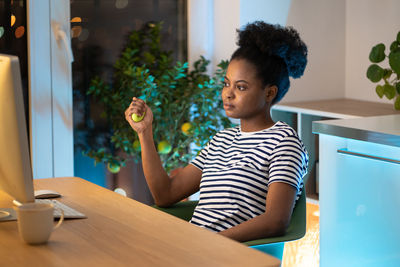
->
[[0, 177, 280, 267]]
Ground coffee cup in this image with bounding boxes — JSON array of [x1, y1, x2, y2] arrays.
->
[[15, 202, 64, 245]]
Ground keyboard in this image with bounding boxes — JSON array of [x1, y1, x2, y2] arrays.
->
[[35, 199, 87, 219]]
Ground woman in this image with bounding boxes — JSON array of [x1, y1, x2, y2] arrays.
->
[[125, 21, 308, 242]]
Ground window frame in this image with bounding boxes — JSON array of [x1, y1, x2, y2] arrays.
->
[[27, 0, 73, 178]]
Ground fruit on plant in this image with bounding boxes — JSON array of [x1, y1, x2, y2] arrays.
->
[[131, 112, 145, 122], [181, 122, 192, 135], [133, 140, 141, 152], [107, 162, 121, 174], [157, 140, 172, 154]]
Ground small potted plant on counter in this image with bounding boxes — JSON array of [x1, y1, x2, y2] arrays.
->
[[366, 30, 400, 110]]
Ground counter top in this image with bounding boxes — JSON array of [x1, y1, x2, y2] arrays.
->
[[312, 114, 400, 147], [274, 98, 399, 119]]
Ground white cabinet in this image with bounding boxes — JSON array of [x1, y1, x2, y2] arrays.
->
[[271, 99, 398, 199], [316, 117, 400, 267]]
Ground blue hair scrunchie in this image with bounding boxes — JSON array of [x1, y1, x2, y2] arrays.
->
[[274, 45, 307, 79]]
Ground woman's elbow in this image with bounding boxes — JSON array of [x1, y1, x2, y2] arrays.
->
[[153, 194, 176, 207], [153, 197, 171, 208], [268, 219, 289, 237]]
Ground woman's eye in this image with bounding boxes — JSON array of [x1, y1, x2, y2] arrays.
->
[[236, 85, 246, 91], [223, 81, 229, 87]]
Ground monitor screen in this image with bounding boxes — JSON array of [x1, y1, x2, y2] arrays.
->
[[0, 54, 35, 215]]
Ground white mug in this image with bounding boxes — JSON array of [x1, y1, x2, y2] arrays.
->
[[15, 202, 64, 245]]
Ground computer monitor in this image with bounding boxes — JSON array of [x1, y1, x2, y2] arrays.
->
[[0, 54, 35, 219]]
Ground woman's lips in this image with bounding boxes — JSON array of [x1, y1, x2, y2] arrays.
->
[[223, 103, 234, 110]]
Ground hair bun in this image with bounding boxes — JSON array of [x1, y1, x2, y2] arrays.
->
[[237, 21, 308, 78]]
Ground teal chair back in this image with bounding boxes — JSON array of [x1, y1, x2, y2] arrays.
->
[[153, 188, 307, 260]]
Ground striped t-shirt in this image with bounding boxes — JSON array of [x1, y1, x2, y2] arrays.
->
[[189, 121, 308, 232]]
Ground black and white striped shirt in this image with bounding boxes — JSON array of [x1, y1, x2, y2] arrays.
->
[[189, 121, 308, 232]]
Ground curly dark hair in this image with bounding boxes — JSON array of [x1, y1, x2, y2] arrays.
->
[[231, 21, 308, 104]]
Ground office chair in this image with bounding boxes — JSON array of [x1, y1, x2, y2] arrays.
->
[[153, 187, 307, 260]]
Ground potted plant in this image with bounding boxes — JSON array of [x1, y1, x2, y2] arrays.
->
[[82, 22, 232, 178], [366, 30, 400, 110]]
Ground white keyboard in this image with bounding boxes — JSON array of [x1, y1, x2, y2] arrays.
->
[[35, 199, 86, 219]]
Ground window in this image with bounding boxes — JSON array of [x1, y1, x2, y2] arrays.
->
[[71, 0, 187, 194], [0, 0, 28, 130]]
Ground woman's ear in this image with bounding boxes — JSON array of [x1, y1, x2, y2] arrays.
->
[[265, 85, 278, 103]]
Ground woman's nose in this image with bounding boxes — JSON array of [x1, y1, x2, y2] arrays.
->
[[223, 86, 234, 99]]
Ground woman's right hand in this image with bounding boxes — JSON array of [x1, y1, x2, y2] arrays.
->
[[125, 97, 153, 134]]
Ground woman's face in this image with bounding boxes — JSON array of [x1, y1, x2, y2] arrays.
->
[[222, 59, 271, 120]]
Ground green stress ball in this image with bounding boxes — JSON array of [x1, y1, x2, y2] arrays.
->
[[131, 112, 145, 122]]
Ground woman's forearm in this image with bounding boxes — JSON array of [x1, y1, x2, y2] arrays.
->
[[219, 183, 297, 242], [219, 213, 287, 242], [138, 127, 173, 206]]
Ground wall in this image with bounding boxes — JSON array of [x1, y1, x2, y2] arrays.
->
[[212, 0, 240, 68], [188, 0, 400, 105], [345, 0, 400, 103], [239, 0, 291, 27], [284, 0, 346, 103], [188, 0, 240, 74], [188, 0, 346, 102], [187, 0, 214, 72]]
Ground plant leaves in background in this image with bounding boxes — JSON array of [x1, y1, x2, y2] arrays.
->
[[375, 85, 384, 98], [84, 22, 232, 172], [390, 41, 399, 52], [383, 69, 393, 81], [383, 84, 396, 100], [366, 64, 384, 82], [389, 51, 400, 75], [367, 31, 400, 110], [369, 43, 385, 63]]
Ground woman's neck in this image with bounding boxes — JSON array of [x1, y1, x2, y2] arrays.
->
[[240, 114, 275, 132]]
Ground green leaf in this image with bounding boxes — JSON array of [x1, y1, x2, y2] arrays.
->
[[396, 82, 400, 94], [383, 84, 396, 100], [376, 85, 384, 98], [389, 51, 400, 75], [366, 64, 384, 82], [369, 43, 385, 63], [390, 41, 399, 52], [383, 69, 393, 80], [395, 95, 400, 110]]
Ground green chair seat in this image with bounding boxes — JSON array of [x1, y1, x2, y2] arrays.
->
[[153, 188, 307, 260], [154, 199, 198, 222]]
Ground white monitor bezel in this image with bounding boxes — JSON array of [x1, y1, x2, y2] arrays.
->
[[0, 54, 35, 210]]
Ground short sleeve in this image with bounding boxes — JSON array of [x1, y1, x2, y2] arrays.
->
[[268, 135, 308, 191], [190, 142, 210, 171]]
